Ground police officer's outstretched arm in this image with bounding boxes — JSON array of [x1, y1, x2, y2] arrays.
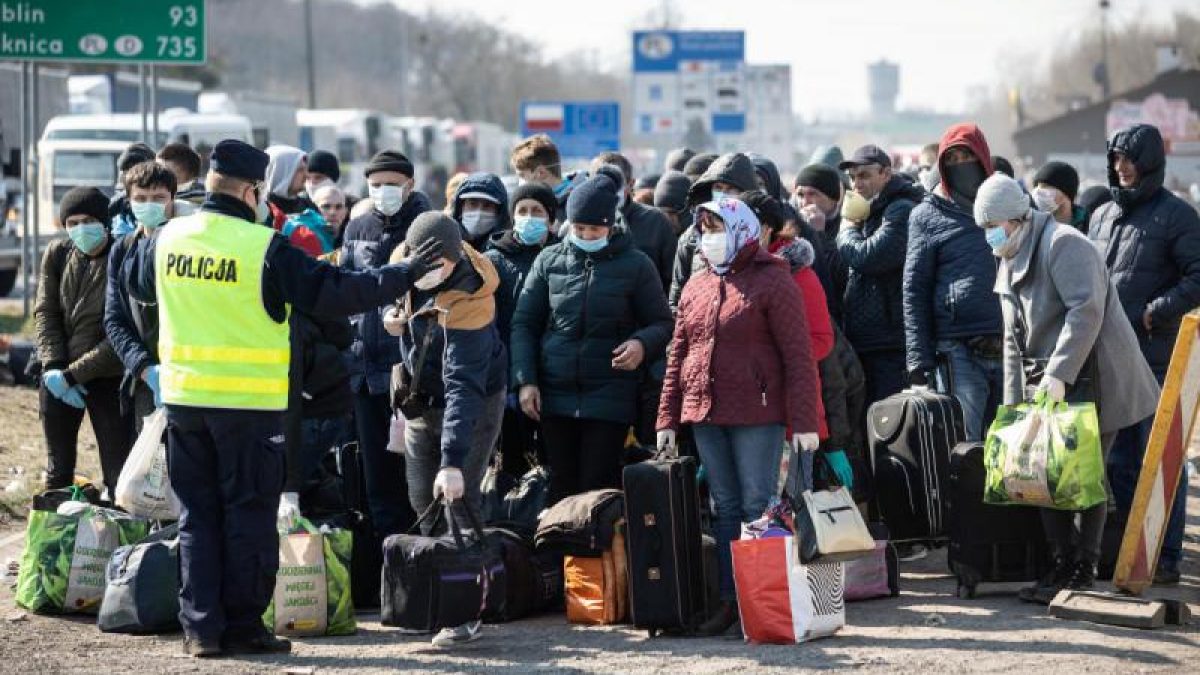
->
[[265, 236, 443, 317]]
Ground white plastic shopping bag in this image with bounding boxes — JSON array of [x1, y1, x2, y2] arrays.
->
[[115, 409, 181, 520]]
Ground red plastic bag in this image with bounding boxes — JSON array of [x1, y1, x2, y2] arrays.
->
[[732, 536, 844, 644]]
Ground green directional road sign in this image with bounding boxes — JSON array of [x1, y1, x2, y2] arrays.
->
[[0, 0, 206, 64]]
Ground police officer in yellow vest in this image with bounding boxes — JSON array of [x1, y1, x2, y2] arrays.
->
[[131, 140, 442, 657]]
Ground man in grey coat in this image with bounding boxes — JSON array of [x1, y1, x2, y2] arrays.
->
[[979, 173, 1160, 603]]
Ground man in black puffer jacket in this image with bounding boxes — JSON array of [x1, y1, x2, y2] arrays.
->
[[339, 150, 431, 537], [837, 145, 924, 406], [1089, 123, 1200, 585]]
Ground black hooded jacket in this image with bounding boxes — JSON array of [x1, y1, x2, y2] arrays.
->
[[483, 228, 557, 349], [1088, 123, 1200, 372]]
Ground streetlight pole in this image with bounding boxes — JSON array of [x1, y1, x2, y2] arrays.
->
[[1099, 0, 1111, 99], [304, 0, 317, 108]]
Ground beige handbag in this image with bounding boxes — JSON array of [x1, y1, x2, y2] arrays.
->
[[792, 451, 876, 563]]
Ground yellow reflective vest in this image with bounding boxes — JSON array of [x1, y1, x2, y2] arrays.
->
[[155, 211, 290, 410]]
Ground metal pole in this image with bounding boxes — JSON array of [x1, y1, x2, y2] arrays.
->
[[139, 64, 148, 143], [19, 63, 29, 317], [1099, 0, 1111, 99], [150, 65, 159, 145], [30, 63, 40, 297], [304, 0, 317, 108]]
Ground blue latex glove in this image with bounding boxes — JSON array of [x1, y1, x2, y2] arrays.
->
[[42, 369, 71, 400], [143, 365, 162, 407], [61, 384, 87, 409], [825, 449, 854, 490]]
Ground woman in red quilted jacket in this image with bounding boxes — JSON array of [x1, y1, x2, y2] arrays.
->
[[655, 197, 821, 635]]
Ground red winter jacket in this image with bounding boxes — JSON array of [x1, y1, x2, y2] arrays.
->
[[268, 202, 323, 258], [657, 243, 821, 434], [768, 238, 832, 439]]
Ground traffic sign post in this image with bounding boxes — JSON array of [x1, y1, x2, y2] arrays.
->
[[520, 101, 621, 160], [0, 0, 207, 64]]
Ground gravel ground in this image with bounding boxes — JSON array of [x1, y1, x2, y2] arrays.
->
[[0, 377, 1195, 674]]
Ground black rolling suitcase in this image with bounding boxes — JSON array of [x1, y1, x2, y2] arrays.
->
[[946, 442, 1049, 597], [315, 442, 385, 609], [622, 455, 706, 637], [868, 388, 965, 542]]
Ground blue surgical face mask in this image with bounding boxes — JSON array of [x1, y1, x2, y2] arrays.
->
[[513, 215, 548, 246], [570, 231, 607, 254], [985, 226, 1008, 250], [711, 190, 727, 203], [130, 201, 168, 229], [66, 220, 108, 254]]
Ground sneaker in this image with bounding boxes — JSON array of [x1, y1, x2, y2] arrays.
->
[[1153, 565, 1181, 586], [431, 620, 482, 648], [183, 637, 222, 658], [896, 543, 928, 562], [223, 630, 292, 655]]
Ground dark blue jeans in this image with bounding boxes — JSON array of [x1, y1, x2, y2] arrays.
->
[[693, 423, 785, 600], [936, 339, 1003, 441], [354, 389, 415, 538], [1108, 413, 1186, 571]]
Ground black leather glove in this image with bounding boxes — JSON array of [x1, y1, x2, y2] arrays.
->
[[406, 238, 444, 280]]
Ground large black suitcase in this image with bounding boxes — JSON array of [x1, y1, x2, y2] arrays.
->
[[868, 388, 965, 541], [622, 456, 706, 637], [482, 528, 564, 622], [946, 442, 1049, 598], [319, 442, 384, 609]]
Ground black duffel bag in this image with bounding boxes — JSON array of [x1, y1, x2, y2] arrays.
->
[[533, 489, 624, 556], [380, 500, 504, 632], [97, 524, 180, 634], [482, 528, 563, 622]]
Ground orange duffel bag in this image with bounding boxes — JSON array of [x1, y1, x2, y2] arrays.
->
[[565, 522, 628, 624]]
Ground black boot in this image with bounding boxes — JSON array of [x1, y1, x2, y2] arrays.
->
[[223, 628, 292, 655], [1018, 555, 1072, 605], [1067, 557, 1097, 591], [696, 599, 738, 637]]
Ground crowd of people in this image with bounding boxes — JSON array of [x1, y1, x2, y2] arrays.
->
[[32, 118, 1199, 653]]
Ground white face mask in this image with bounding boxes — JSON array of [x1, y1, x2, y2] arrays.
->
[[1033, 186, 1060, 213], [700, 232, 728, 267], [413, 263, 449, 291], [461, 209, 497, 238], [371, 184, 407, 216]]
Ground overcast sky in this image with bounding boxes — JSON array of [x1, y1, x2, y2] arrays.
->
[[395, 0, 1192, 118]]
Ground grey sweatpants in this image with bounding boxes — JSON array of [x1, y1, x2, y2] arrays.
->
[[405, 390, 505, 530], [1039, 430, 1117, 562]]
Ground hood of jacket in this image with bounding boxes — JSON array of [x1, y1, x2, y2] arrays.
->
[[265, 145, 306, 199], [768, 236, 815, 273], [452, 172, 511, 235], [1107, 123, 1166, 208], [936, 123, 994, 198], [687, 152, 759, 206], [871, 174, 925, 219], [488, 227, 558, 257], [748, 153, 785, 200]]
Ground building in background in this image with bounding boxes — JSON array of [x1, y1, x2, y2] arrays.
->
[[1013, 64, 1200, 187], [743, 64, 795, 170], [869, 60, 900, 120]]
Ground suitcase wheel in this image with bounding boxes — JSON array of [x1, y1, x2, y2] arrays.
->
[[956, 582, 976, 600]]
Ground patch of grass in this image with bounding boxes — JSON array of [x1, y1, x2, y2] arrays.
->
[[0, 308, 34, 338]]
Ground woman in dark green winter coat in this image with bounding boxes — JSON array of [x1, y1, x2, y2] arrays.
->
[[509, 174, 673, 505]]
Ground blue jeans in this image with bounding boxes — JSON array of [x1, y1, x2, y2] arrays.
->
[[936, 339, 1003, 442], [693, 423, 785, 600], [1108, 377, 1185, 572]]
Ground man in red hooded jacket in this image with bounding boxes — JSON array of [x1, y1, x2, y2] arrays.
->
[[902, 124, 1006, 443]]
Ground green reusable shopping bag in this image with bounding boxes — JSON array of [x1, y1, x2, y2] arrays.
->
[[983, 393, 1106, 511], [263, 517, 356, 637], [15, 498, 151, 614]]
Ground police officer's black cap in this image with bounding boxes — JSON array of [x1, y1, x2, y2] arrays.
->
[[209, 139, 270, 183]]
